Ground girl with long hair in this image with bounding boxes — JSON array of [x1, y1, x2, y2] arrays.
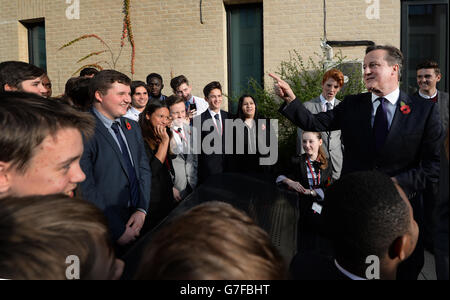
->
[[277, 131, 332, 254], [139, 101, 176, 232]]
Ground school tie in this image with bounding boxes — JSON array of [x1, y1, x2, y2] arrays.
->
[[214, 114, 222, 135], [326, 102, 333, 111], [111, 122, 140, 208], [373, 97, 389, 152]]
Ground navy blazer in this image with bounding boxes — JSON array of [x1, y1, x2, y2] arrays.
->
[[80, 112, 151, 241], [280, 91, 443, 198], [195, 109, 230, 184]]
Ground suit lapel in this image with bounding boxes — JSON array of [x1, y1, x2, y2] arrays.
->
[[359, 93, 376, 152], [120, 118, 139, 177], [92, 113, 131, 178], [382, 91, 410, 154], [300, 155, 310, 188], [313, 98, 322, 113]]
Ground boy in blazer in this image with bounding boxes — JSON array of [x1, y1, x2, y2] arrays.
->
[[195, 81, 230, 184], [80, 70, 151, 248], [167, 95, 198, 199]]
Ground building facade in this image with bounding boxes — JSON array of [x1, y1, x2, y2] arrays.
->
[[0, 0, 447, 105]]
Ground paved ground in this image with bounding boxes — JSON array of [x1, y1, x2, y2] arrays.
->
[[419, 250, 437, 280]]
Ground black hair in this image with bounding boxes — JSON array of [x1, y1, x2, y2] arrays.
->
[[146, 73, 163, 85], [80, 67, 99, 77], [131, 81, 149, 96], [237, 94, 258, 121], [203, 81, 222, 99], [323, 171, 411, 265], [0, 61, 45, 92], [64, 77, 92, 111], [416, 60, 441, 75], [170, 75, 189, 92]]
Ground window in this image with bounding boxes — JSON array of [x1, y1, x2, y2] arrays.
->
[[21, 19, 47, 71], [227, 4, 263, 110], [401, 1, 448, 93]]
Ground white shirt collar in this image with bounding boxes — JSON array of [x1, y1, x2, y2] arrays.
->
[[208, 108, 221, 118], [320, 94, 335, 107], [129, 106, 141, 115], [419, 90, 438, 99], [371, 88, 400, 105], [334, 260, 367, 280]]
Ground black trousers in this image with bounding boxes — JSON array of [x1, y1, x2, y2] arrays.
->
[[397, 195, 425, 280]]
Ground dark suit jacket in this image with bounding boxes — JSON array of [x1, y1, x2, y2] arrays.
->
[[413, 90, 449, 133], [195, 109, 230, 184], [290, 252, 350, 280], [280, 91, 443, 198], [228, 117, 274, 176], [80, 112, 151, 241], [280, 154, 332, 231], [143, 142, 174, 230]]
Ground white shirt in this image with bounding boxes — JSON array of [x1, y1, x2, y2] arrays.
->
[[419, 90, 438, 99], [188, 96, 209, 116], [123, 106, 141, 122], [334, 260, 367, 280], [371, 88, 400, 129], [319, 94, 336, 112]]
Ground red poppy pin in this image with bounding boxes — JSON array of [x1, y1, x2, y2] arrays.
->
[[400, 101, 411, 115], [126, 121, 132, 130], [325, 177, 332, 188]]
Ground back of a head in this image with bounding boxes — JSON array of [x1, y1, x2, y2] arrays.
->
[[136, 201, 286, 280], [0, 194, 112, 280], [0, 61, 45, 92], [0, 92, 95, 174], [170, 75, 188, 92], [65, 77, 92, 111], [323, 171, 411, 265], [80, 67, 99, 77]]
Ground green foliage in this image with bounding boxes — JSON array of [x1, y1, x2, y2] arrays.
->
[[230, 50, 366, 169], [59, 0, 136, 77]]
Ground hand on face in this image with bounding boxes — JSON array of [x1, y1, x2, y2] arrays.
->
[[155, 125, 170, 143]]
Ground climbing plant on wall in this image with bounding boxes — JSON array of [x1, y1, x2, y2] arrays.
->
[[59, 0, 136, 77]]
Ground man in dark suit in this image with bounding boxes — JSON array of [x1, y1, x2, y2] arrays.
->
[[80, 70, 151, 248], [271, 45, 443, 279], [413, 60, 449, 253], [193, 81, 230, 184], [290, 171, 419, 280]]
